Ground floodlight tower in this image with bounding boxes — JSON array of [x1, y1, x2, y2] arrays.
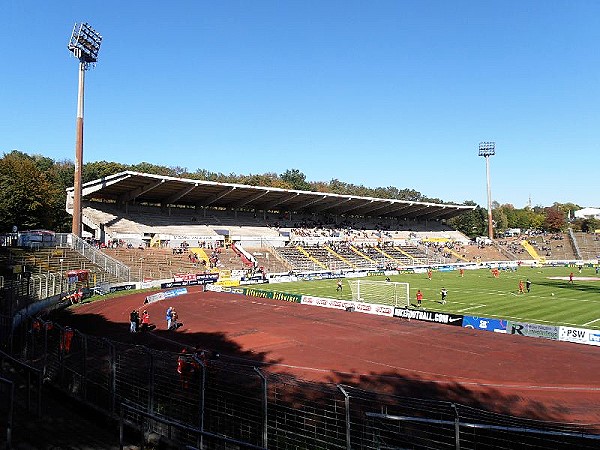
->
[[478, 141, 496, 240], [68, 22, 102, 237]]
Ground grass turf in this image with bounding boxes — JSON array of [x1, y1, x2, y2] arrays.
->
[[264, 266, 600, 330]]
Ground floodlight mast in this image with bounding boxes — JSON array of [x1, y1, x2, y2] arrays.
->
[[478, 141, 496, 240], [68, 22, 102, 237]]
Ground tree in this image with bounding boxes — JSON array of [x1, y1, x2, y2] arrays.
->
[[581, 218, 600, 233], [447, 202, 487, 238], [553, 202, 580, 221], [0, 151, 61, 231], [492, 208, 508, 232], [280, 169, 312, 191], [544, 207, 566, 232], [45, 160, 75, 231], [129, 162, 174, 177], [83, 161, 127, 182]]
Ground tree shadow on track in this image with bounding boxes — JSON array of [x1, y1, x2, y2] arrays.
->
[[327, 370, 570, 425]]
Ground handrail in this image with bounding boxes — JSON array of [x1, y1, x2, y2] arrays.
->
[[55, 233, 131, 282], [568, 228, 582, 260]]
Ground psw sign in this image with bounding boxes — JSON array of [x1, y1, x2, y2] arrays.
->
[[559, 327, 600, 347]]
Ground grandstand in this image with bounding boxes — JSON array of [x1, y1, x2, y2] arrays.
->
[[572, 231, 600, 260], [4, 171, 596, 287], [66, 171, 478, 277], [5, 171, 594, 284]]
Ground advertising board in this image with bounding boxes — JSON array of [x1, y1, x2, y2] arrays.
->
[[506, 321, 559, 340], [559, 326, 600, 346], [462, 316, 507, 333], [394, 308, 463, 326], [301, 296, 394, 317]]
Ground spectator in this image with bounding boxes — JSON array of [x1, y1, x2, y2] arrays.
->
[[140, 310, 151, 331], [130, 310, 139, 333]]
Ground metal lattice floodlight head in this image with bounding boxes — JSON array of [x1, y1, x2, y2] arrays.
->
[[478, 141, 496, 157], [68, 22, 102, 66]]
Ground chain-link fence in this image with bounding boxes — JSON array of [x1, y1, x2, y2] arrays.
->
[[3, 316, 596, 449]]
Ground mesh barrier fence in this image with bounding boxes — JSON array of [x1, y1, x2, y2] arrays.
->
[[2, 317, 600, 449]]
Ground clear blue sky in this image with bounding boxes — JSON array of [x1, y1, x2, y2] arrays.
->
[[2, 1, 599, 209]]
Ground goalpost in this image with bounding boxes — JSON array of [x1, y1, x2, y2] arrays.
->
[[347, 280, 410, 308]]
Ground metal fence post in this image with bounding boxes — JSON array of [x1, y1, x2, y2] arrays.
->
[[36, 368, 42, 417], [254, 367, 268, 449], [109, 340, 116, 415], [148, 351, 155, 414], [337, 385, 351, 450], [452, 403, 461, 450], [1, 377, 14, 449], [190, 354, 207, 449], [119, 403, 125, 450], [82, 333, 88, 401]]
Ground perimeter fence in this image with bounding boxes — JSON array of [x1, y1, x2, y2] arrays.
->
[[2, 316, 600, 449]]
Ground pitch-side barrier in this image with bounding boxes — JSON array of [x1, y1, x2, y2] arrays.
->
[[205, 284, 600, 348]]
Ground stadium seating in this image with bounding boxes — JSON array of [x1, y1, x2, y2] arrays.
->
[[572, 232, 600, 260], [80, 199, 600, 281]]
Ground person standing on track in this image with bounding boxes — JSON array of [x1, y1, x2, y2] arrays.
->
[[170, 308, 180, 330], [130, 309, 139, 333], [141, 310, 150, 331], [166, 306, 173, 330]]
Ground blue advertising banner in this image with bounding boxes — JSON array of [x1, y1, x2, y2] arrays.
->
[[463, 316, 507, 333]]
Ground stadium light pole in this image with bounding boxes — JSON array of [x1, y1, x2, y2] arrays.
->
[[478, 141, 496, 240], [68, 22, 102, 237]]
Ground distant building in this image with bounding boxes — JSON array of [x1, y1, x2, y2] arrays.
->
[[574, 208, 600, 220]]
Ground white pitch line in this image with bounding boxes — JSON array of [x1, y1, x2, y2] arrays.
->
[[583, 318, 600, 326], [458, 304, 486, 312]]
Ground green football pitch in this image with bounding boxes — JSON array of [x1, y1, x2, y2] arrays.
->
[[265, 266, 600, 330]]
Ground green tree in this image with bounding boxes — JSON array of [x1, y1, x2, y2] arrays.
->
[[280, 169, 312, 191], [492, 208, 508, 231], [82, 160, 127, 183], [0, 151, 61, 231], [581, 218, 600, 233], [447, 202, 486, 238], [129, 162, 174, 177], [553, 202, 580, 221]]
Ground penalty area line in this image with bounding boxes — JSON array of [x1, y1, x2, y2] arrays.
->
[[583, 318, 600, 326]]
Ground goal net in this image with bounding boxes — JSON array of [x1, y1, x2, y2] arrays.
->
[[347, 280, 410, 308]]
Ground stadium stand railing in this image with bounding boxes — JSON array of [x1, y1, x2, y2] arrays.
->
[[54, 233, 131, 282], [572, 230, 600, 260], [3, 318, 599, 450], [245, 245, 293, 273]]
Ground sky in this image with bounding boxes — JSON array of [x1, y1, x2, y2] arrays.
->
[[1, 1, 599, 209]]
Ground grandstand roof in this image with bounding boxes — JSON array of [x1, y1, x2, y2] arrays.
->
[[70, 171, 475, 220]]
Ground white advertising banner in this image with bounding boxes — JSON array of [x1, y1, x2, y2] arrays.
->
[[301, 295, 394, 317], [559, 326, 600, 346]]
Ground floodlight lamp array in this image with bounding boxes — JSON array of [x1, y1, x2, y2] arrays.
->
[[68, 22, 102, 65], [478, 141, 496, 157]]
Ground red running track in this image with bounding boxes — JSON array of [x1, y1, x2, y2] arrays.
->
[[62, 287, 600, 427]]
